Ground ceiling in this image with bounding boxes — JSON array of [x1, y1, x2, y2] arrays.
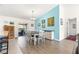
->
[[0, 4, 57, 20]]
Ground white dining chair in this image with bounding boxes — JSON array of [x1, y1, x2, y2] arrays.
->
[[38, 31, 45, 45], [34, 34, 40, 45], [26, 31, 31, 43], [34, 34, 37, 46], [31, 33, 35, 44]]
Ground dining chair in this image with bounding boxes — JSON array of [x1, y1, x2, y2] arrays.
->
[[34, 34, 39, 45], [38, 31, 45, 45], [26, 31, 31, 43], [31, 32, 38, 46]]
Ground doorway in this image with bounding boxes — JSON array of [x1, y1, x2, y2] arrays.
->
[[67, 18, 77, 41], [18, 24, 27, 36]]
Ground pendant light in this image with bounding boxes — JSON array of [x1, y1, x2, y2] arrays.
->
[[31, 10, 36, 21]]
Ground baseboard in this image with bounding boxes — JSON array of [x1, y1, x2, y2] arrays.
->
[[45, 38, 52, 41], [45, 38, 60, 41]]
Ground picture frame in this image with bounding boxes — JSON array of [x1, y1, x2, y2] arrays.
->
[[61, 18, 63, 25], [48, 17, 54, 26], [38, 23, 41, 27], [42, 19, 45, 28]]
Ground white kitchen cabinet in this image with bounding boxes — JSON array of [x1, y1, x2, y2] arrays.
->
[[45, 31, 54, 40]]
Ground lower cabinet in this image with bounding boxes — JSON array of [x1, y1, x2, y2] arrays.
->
[[45, 31, 54, 40]]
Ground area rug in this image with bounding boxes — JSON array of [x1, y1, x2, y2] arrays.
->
[[66, 35, 76, 41]]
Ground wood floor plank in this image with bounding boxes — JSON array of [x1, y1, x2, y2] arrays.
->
[[20, 39, 77, 54]]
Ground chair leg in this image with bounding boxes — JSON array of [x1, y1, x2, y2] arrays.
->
[[43, 38, 45, 43], [34, 38, 37, 46], [34, 40, 36, 46], [37, 39, 40, 45]]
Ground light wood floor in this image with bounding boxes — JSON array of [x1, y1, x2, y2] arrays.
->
[[19, 39, 77, 54], [8, 39, 22, 54]]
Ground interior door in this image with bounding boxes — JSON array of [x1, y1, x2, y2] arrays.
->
[[68, 18, 76, 36], [4, 25, 14, 39]]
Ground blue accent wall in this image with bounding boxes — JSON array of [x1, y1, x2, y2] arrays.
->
[[35, 5, 59, 40]]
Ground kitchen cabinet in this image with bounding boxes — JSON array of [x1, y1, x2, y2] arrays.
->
[[44, 31, 54, 40]]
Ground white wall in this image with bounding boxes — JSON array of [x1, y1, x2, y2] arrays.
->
[[0, 16, 23, 37], [59, 4, 79, 40], [59, 4, 69, 40], [18, 19, 35, 31], [0, 16, 35, 37]]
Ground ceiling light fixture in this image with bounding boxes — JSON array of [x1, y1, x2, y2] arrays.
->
[[31, 10, 36, 21]]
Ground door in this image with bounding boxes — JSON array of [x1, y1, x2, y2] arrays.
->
[[67, 18, 76, 36], [4, 25, 14, 39]]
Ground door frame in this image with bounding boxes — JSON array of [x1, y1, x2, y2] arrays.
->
[[18, 24, 27, 34], [67, 18, 77, 36]]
